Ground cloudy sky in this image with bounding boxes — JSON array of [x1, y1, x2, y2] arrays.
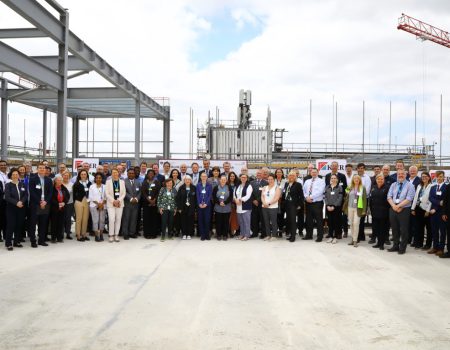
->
[[1, 0, 449, 161]]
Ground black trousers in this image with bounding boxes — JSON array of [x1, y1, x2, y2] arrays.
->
[[389, 207, 411, 251], [342, 213, 349, 234], [414, 207, 431, 248], [28, 206, 49, 244], [372, 216, 389, 246], [180, 210, 195, 236], [327, 206, 342, 238], [0, 201, 6, 240], [250, 203, 264, 236], [64, 203, 74, 235], [277, 207, 285, 233], [285, 202, 298, 239], [5, 205, 25, 246], [161, 210, 174, 238], [305, 201, 324, 239], [296, 207, 304, 234], [143, 205, 158, 238], [215, 212, 230, 238], [358, 215, 366, 241], [51, 209, 65, 241], [408, 213, 417, 244]]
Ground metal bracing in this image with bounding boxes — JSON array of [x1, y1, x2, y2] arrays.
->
[[72, 117, 79, 158], [0, 0, 171, 162], [1, 79, 7, 159], [0, 41, 62, 90]]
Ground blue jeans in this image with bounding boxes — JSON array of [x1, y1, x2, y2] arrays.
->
[[198, 206, 211, 239]]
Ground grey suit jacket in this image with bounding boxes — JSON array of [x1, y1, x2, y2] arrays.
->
[[124, 178, 141, 205], [250, 179, 268, 202]]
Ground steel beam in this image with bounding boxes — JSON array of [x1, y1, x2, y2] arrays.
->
[[0, 0, 169, 119], [0, 28, 46, 38], [42, 109, 48, 158], [56, 10, 69, 164], [72, 117, 79, 159], [135, 100, 141, 164], [0, 56, 91, 72], [163, 108, 170, 158], [7, 87, 131, 100], [1, 79, 8, 160], [0, 42, 62, 90]]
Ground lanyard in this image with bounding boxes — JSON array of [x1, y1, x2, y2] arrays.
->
[[286, 184, 291, 199], [97, 185, 104, 199]]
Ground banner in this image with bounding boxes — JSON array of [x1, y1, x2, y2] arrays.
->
[[316, 159, 347, 176], [99, 159, 132, 170], [429, 170, 450, 183], [158, 159, 248, 174], [73, 158, 99, 173]]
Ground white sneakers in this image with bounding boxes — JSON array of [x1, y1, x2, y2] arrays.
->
[[332, 238, 337, 244], [187, 236, 191, 240], [326, 238, 333, 243], [182, 235, 187, 240], [182, 235, 192, 240]]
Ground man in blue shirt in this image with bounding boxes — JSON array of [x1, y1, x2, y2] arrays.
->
[[387, 169, 416, 254], [303, 168, 326, 242]]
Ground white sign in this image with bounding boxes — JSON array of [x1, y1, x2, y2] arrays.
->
[[73, 158, 99, 173], [158, 159, 248, 174], [316, 159, 347, 176]]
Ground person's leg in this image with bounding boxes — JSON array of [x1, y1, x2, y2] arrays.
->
[[121, 205, 131, 238], [408, 212, 417, 245], [74, 201, 83, 239], [143, 206, 151, 237], [160, 210, 168, 239], [371, 217, 380, 244], [430, 213, 440, 250], [398, 208, 410, 253], [313, 202, 324, 241], [14, 207, 25, 245], [415, 209, 425, 248], [168, 210, 175, 238], [64, 203, 74, 237], [128, 205, 138, 237], [358, 215, 366, 241], [4, 206, 15, 247], [389, 209, 400, 250], [327, 209, 336, 239], [81, 199, 89, 238], [261, 208, 270, 237], [90, 207, 99, 233], [270, 208, 278, 238], [38, 214, 49, 244], [305, 204, 313, 239], [242, 211, 252, 238], [106, 207, 116, 241], [114, 207, 123, 239], [204, 207, 211, 239]]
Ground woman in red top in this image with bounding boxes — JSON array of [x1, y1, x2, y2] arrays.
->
[[50, 176, 70, 243]]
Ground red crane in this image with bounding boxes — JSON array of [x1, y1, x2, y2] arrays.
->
[[397, 13, 450, 48]]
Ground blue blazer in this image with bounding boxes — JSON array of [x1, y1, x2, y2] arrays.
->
[[29, 175, 53, 206], [156, 174, 165, 184], [196, 182, 213, 207], [409, 176, 420, 189], [429, 183, 447, 211]]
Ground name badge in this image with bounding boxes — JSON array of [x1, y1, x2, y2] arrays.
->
[[21, 188, 25, 191], [148, 196, 152, 200], [395, 199, 400, 204], [339, 182, 343, 186], [186, 202, 190, 206], [202, 190, 206, 194], [166, 192, 171, 197], [331, 191, 335, 195], [357, 192, 361, 196], [259, 187, 263, 191], [353, 199, 357, 204], [437, 191, 442, 196], [167, 205, 170, 210], [36, 185, 41, 189], [136, 188, 139, 191], [419, 197, 422, 202], [84, 188, 89, 192], [220, 195, 225, 200], [150, 184, 155, 187]]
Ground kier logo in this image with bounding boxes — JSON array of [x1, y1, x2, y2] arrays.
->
[[74, 160, 84, 169], [318, 162, 329, 171]]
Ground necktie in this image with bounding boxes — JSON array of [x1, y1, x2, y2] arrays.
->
[[309, 178, 315, 196], [396, 182, 403, 199]]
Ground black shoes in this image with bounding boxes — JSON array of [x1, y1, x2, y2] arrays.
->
[[77, 238, 84, 242], [387, 246, 399, 252], [66, 235, 73, 240], [398, 250, 406, 255], [439, 252, 450, 259], [124, 236, 130, 240], [129, 235, 137, 239], [38, 242, 48, 247], [368, 239, 376, 244], [7, 246, 13, 251], [302, 236, 313, 240], [13, 243, 24, 248], [57, 239, 63, 243], [31, 242, 38, 248], [315, 238, 323, 243]]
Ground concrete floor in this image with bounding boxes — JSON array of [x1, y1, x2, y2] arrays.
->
[[1, 234, 450, 350]]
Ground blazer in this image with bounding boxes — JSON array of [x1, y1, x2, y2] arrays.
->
[[282, 181, 304, 208], [443, 185, 450, 217], [50, 185, 70, 213], [176, 184, 197, 215], [411, 183, 432, 212], [250, 178, 268, 202], [0, 181, 3, 205], [199, 169, 213, 178], [4, 181, 28, 207], [196, 181, 213, 206], [105, 179, 126, 208], [429, 183, 447, 212], [73, 181, 92, 202], [124, 178, 141, 206], [325, 172, 347, 190], [324, 184, 344, 208], [408, 176, 421, 189], [155, 173, 165, 184], [369, 184, 390, 219], [28, 175, 53, 207], [141, 179, 161, 207]]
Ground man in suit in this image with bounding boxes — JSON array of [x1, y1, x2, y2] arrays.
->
[[220, 161, 232, 179], [325, 161, 347, 190], [199, 159, 213, 178], [28, 163, 53, 247], [389, 159, 410, 183], [122, 168, 142, 239], [440, 182, 450, 258], [152, 163, 165, 183], [283, 171, 305, 242], [407, 165, 421, 245], [250, 169, 268, 238], [189, 162, 200, 186]]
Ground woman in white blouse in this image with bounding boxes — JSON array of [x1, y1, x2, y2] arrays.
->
[[234, 173, 253, 241], [105, 169, 126, 242], [411, 171, 433, 249], [89, 173, 107, 242], [261, 174, 282, 241]]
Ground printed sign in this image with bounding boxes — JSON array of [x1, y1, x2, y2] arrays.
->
[[73, 158, 99, 173], [316, 159, 347, 176]]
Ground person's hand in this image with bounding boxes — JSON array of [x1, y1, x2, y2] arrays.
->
[[391, 204, 398, 211], [425, 211, 429, 217], [306, 197, 313, 203], [174, 211, 177, 216], [17, 201, 23, 208], [159, 208, 163, 215], [396, 207, 403, 213], [220, 201, 225, 207], [442, 214, 448, 222], [411, 210, 416, 216], [430, 209, 436, 215], [253, 200, 259, 206]]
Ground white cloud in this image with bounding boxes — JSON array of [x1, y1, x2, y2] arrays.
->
[[1, 0, 449, 162]]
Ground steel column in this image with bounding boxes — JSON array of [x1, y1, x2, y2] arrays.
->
[[42, 109, 48, 158], [1, 79, 8, 160], [56, 10, 69, 164], [135, 100, 141, 164], [72, 117, 79, 159], [163, 108, 170, 158]]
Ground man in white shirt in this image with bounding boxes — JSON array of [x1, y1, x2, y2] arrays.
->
[[356, 163, 371, 241], [138, 161, 147, 182], [303, 168, 326, 242], [162, 161, 171, 180], [180, 163, 188, 180]]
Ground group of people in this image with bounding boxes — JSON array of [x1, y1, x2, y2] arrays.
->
[[0, 158, 449, 258]]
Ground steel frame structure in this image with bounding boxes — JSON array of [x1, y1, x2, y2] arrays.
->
[[0, 0, 170, 164], [398, 13, 450, 48]]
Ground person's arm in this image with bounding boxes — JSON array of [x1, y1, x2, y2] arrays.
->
[[88, 185, 98, 205], [105, 182, 114, 204], [135, 183, 142, 202], [271, 187, 282, 205], [157, 188, 165, 210], [118, 180, 126, 202], [212, 187, 219, 205], [45, 178, 53, 203], [341, 174, 348, 191], [337, 186, 344, 206], [387, 183, 396, 208], [241, 185, 253, 202], [124, 181, 132, 202], [398, 183, 415, 208], [224, 186, 233, 205]]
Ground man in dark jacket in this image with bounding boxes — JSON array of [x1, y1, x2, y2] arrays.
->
[[283, 171, 305, 242], [250, 169, 268, 238], [324, 161, 347, 190], [440, 185, 450, 258], [28, 163, 53, 247]]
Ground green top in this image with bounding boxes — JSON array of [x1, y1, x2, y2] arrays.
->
[[157, 187, 177, 211]]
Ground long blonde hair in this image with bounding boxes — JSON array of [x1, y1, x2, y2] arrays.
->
[[349, 175, 363, 191]]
